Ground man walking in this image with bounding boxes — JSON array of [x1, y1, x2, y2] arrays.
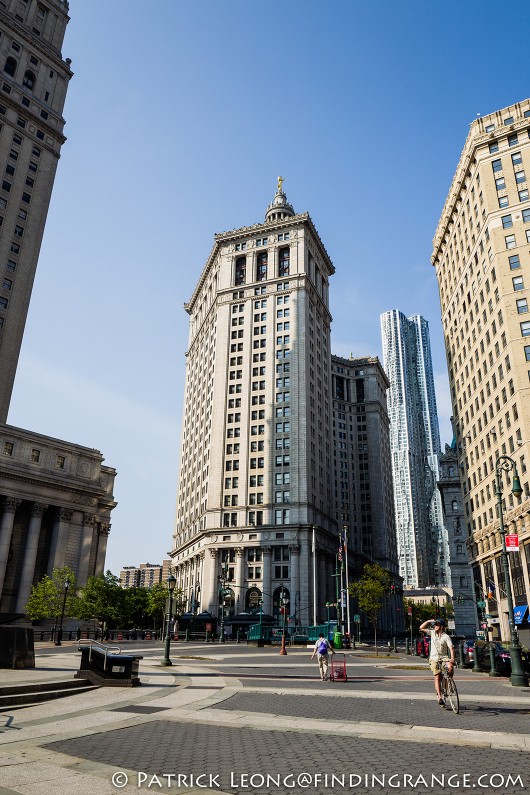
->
[[311, 632, 335, 680]]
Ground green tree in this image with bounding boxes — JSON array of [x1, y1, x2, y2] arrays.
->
[[76, 570, 123, 631], [25, 566, 77, 623], [348, 563, 391, 654], [121, 586, 150, 629]]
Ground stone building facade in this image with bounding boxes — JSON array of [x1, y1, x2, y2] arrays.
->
[[0, 2, 117, 616], [0, 0, 72, 424], [432, 99, 530, 642], [171, 184, 336, 625], [437, 442, 477, 637], [0, 424, 116, 614]]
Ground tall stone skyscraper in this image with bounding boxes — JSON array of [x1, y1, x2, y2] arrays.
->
[[432, 99, 530, 644], [0, 0, 72, 424], [0, 1, 116, 616], [171, 182, 338, 624], [380, 310, 449, 588]]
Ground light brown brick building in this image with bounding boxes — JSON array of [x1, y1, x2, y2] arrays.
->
[[432, 100, 530, 643]]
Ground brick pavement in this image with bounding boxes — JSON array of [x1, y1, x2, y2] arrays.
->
[[212, 690, 530, 733], [44, 720, 529, 795]]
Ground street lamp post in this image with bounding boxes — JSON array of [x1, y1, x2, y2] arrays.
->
[[495, 455, 528, 687], [54, 580, 69, 646], [218, 561, 229, 643], [279, 585, 287, 655], [161, 574, 176, 666], [258, 598, 263, 640]]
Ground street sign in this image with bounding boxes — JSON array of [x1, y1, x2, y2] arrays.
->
[[506, 534, 519, 552], [476, 630, 485, 639], [484, 614, 492, 619], [477, 600, 486, 608], [407, 606, 413, 616], [353, 614, 360, 622]]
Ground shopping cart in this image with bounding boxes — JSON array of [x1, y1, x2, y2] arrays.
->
[[329, 653, 347, 682]]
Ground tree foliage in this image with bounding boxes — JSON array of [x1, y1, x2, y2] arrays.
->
[[24, 566, 77, 621], [348, 563, 391, 653], [76, 570, 123, 628]]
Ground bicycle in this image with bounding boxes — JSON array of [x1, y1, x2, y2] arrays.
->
[[440, 661, 459, 714]]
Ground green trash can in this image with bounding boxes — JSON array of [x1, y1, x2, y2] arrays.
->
[[332, 631, 343, 649]]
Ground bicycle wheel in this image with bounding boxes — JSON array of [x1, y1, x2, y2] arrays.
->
[[445, 676, 459, 714]]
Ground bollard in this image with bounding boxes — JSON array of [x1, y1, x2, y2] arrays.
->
[[459, 641, 466, 668], [205, 630, 209, 643], [405, 638, 410, 655], [392, 636, 397, 653], [236, 630, 241, 644], [185, 629, 189, 642], [351, 635, 356, 650], [488, 643, 501, 677]]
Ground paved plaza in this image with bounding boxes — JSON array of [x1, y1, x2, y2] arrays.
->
[[0, 642, 529, 795]]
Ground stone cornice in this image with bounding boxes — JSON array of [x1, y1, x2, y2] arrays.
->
[[0, 468, 117, 509], [185, 212, 334, 315], [0, 8, 72, 73]]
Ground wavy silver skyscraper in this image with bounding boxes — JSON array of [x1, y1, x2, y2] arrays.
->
[[380, 310, 448, 588]]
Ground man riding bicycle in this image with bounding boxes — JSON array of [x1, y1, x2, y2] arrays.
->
[[419, 618, 455, 706]]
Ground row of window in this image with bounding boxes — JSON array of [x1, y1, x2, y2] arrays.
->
[[235, 248, 290, 285], [3, 441, 65, 468]]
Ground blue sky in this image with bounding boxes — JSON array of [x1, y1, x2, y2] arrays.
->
[[8, 0, 530, 575]]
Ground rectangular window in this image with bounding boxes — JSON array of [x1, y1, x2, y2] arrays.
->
[[30, 448, 40, 462], [521, 321, 530, 336], [517, 298, 528, 314], [498, 195, 509, 208], [2, 278, 11, 290], [6, 260, 16, 272], [2, 180, 11, 192], [509, 254, 521, 269], [0, 297, 8, 309], [492, 159, 502, 173], [505, 234, 516, 249], [516, 170, 526, 184], [519, 189, 529, 202], [56, 455, 65, 469], [489, 141, 499, 153], [495, 177, 506, 190], [512, 151, 523, 165], [513, 276, 524, 291], [525, 346, 530, 361], [3, 442, 13, 456], [504, 116, 514, 125], [21, 192, 31, 204], [501, 214, 513, 228], [508, 133, 518, 147]]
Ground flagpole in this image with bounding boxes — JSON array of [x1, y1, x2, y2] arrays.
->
[[344, 525, 351, 641], [339, 530, 345, 630], [312, 525, 317, 626]]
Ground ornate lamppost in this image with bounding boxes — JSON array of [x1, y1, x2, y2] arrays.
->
[[54, 579, 69, 646], [161, 574, 176, 666], [495, 455, 528, 687], [218, 561, 229, 643], [279, 586, 288, 655]]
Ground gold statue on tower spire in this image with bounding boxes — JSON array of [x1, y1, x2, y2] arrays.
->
[[277, 175, 284, 193]]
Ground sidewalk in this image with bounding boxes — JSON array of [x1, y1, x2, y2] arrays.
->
[[0, 643, 529, 795]]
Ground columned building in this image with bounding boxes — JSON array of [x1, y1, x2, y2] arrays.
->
[[171, 183, 337, 625], [0, 425, 115, 614], [0, 1, 116, 616], [381, 310, 449, 588], [432, 99, 530, 642]]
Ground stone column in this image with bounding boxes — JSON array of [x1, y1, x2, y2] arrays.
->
[[95, 523, 111, 577], [235, 547, 245, 607], [298, 531, 310, 625], [289, 544, 301, 624], [47, 507, 73, 572], [16, 502, 48, 613], [262, 546, 272, 613], [204, 548, 218, 614], [0, 497, 21, 598], [77, 513, 95, 587], [196, 551, 205, 611]]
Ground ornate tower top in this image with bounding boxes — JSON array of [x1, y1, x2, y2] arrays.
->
[[265, 176, 295, 223]]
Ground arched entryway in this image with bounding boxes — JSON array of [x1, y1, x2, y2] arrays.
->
[[272, 586, 290, 620], [245, 587, 262, 613]]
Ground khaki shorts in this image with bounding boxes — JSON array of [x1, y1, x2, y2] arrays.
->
[[429, 658, 448, 675]]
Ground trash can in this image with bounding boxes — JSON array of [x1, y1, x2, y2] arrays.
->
[[332, 631, 343, 649]]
